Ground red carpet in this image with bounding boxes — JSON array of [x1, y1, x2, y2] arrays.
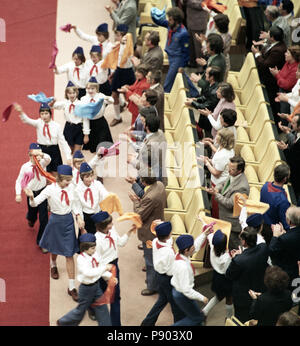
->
[[0, 0, 57, 325]]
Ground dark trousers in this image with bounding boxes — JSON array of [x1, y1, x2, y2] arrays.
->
[[143, 242, 159, 292], [243, 6, 265, 50], [58, 281, 111, 326], [172, 288, 205, 326], [26, 189, 48, 245], [233, 304, 251, 324], [99, 258, 121, 326], [141, 273, 185, 326]]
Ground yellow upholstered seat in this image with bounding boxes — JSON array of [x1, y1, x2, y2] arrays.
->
[[227, 53, 257, 90]]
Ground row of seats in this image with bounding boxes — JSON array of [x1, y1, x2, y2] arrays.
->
[[230, 53, 296, 204], [162, 72, 222, 271]]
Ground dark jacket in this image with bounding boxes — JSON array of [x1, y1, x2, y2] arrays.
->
[[256, 41, 287, 90], [283, 137, 300, 198], [249, 290, 293, 326], [226, 243, 269, 308], [197, 53, 227, 89], [269, 225, 300, 283]]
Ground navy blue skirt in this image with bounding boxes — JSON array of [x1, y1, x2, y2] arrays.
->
[[211, 270, 232, 300], [111, 67, 135, 92], [39, 212, 79, 257]]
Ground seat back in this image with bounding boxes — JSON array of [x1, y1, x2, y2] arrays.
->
[[257, 142, 284, 182], [167, 74, 185, 110], [243, 100, 270, 126], [185, 189, 205, 232], [238, 69, 262, 105]]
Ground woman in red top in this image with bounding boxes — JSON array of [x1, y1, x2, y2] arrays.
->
[[270, 46, 300, 115], [118, 65, 150, 125]]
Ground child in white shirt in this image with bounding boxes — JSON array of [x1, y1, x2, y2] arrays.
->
[[57, 233, 114, 326], [15, 143, 51, 249]]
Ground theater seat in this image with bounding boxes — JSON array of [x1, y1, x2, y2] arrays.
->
[[227, 53, 256, 90]]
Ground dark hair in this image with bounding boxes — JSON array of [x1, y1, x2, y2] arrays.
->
[[80, 241, 96, 252], [288, 46, 300, 63], [95, 214, 113, 232], [219, 82, 235, 102], [264, 265, 290, 295], [207, 33, 224, 54], [136, 64, 149, 77], [166, 7, 184, 24], [240, 227, 257, 248], [230, 156, 245, 173], [208, 66, 222, 82], [281, 0, 294, 14], [270, 25, 284, 42], [80, 170, 94, 181], [214, 14, 230, 34], [150, 70, 162, 84], [274, 164, 290, 183], [140, 106, 157, 118], [145, 113, 160, 132], [179, 245, 192, 255], [220, 109, 237, 127], [144, 89, 158, 105], [147, 31, 160, 46], [213, 233, 227, 257], [157, 234, 170, 242], [140, 176, 157, 185], [277, 311, 300, 326], [96, 31, 109, 40], [72, 52, 86, 63], [39, 107, 52, 116]]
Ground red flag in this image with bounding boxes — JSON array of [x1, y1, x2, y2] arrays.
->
[[2, 104, 14, 122], [59, 23, 72, 32], [48, 40, 58, 69]]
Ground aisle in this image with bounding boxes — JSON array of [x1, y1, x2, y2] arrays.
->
[[49, 0, 173, 326], [0, 0, 57, 325]]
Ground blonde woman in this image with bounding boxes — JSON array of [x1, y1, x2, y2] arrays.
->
[[201, 128, 235, 218]]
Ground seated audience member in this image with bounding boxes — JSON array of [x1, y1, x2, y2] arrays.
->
[[118, 64, 150, 125], [260, 164, 291, 236], [201, 128, 235, 218], [131, 31, 164, 73], [269, 206, 300, 292], [249, 265, 293, 326], [277, 115, 300, 202], [252, 26, 287, 121], [146, 70, 165, 131], [206, 156, 250, 250], [270, 46, 300, 115], [276, 311, 300, 326]]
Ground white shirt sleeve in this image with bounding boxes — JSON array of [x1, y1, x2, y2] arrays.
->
[[194, 232, 207, 253], [208, 114, 222, 131], [20, 112, 39, 127], [56, 124, 72, 160], [75, 27, 98, 45], [29, 184, 51, 207], [15, 164, 26, 195]]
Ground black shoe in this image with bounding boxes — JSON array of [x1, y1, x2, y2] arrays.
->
[[141, 289, 157, 296], [28, 220, 35, 227]]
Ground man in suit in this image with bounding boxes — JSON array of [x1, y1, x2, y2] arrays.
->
[[147, 70, 165, 131], [129, 175, 167, 296], [132, 31, 164, 73], [252, 25, 287, 121], [206, 156, 250, 250], [226, 228, 269, 323], [128, 114, 167, 192], [196, 33, 226, 89], [277, 115, 300, 202], [269, 206, 300, 296], [106, 0, 137, 45]]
